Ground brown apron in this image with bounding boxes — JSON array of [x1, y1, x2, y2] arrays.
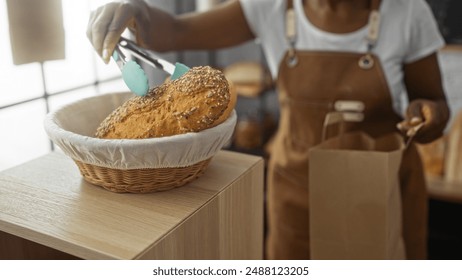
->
[[266, 0, 428, 259]]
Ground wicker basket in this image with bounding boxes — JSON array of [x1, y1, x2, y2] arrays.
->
[[74, 158, 212, 193], [44, 92, 236, 193]]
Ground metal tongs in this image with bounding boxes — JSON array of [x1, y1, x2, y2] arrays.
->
[[112, 36, 190, 96]]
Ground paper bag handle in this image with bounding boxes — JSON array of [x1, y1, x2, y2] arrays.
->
[[321, 101, 365, 141], [404, 122, 424, 148], [321, 111, 364, 141], [323, 100, 424, 149]]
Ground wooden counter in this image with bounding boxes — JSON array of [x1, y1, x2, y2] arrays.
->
[[0, 150, 264, 260], [427, 175, 462, 204]]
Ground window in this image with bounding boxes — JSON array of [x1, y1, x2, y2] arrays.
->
[[0, 0, 127, 171]]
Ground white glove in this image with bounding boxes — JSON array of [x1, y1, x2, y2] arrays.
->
[[86, 0, 151, 64]]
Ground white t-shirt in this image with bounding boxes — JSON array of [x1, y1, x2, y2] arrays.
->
[[239, 0, 445, 115]]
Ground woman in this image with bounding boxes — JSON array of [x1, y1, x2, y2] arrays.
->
[[87, 0, 450, 259]]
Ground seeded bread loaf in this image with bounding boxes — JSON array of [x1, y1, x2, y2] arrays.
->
[[95, 66, 233, 139], [213, 80, 237, 127]]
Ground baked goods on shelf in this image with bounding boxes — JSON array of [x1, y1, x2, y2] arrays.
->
[[445, 109, 462, 183], [96, 66, 233, 139], [223, 61, 273, 98], [417, 136, 446, 177], [416, 108, 462, 184]]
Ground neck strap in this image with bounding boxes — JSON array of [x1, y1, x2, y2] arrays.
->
[[285, 0, 382, 66], [366, 0, 381, 51]]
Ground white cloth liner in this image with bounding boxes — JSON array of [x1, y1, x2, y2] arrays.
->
[[44, 92, 237, 169]]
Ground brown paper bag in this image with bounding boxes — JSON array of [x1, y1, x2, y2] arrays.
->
[[309, 131, 406, 259]]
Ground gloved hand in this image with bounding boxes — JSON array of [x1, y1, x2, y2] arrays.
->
[[397, 99, 449, 144], [86, 0, 153, 64]]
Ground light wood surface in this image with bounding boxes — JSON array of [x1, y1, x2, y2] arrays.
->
[[427, 175, 462, 204], [0, 150, 264, 260], [442, 45, 462, 53]]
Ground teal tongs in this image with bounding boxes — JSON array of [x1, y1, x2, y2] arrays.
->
[[112, 36, 190, 96]]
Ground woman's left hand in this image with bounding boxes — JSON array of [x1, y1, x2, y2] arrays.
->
[[397, 99, 449, 144]]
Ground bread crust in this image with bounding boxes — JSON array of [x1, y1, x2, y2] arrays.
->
[[96, 66, 230, 139], [213, 79, 237, 127]]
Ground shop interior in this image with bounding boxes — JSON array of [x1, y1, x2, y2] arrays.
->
[[0, 0, 462, 260]]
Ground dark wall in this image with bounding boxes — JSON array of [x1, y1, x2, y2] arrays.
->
[[426, 0, 462, 44]]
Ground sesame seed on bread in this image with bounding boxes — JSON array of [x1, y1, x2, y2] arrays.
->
[[95, 66, 233, 139]]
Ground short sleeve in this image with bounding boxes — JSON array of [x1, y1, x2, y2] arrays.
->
[[404, 0, 445, 63], [239, 0, 278, 38]]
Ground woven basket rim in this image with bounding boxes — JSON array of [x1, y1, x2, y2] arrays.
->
[[74, 157, 212, 193], [44, 92, 236, 169], [45, 109, 236, 149]]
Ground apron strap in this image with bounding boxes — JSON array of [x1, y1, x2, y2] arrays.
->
[[360, 0, 382, 69], [366, 0, 381, 52], [285, 0, 298, 66], [285, 0, 382, 68]]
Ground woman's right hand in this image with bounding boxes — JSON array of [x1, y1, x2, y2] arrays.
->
[[86, 0, 152, 64], [87, 0, 255, 64]]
